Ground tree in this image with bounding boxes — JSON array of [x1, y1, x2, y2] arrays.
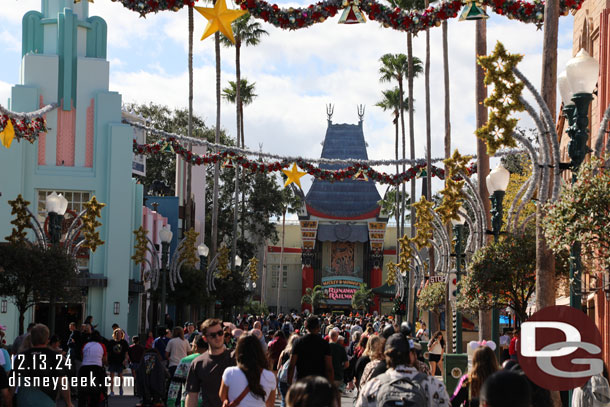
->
[[351, 283, 374, 313], [457, 231, 568, 324], [376, 87, 410, 228], [301, 285, 326, 314], [543, 157, 610, 275], [378, 52, 423, 240], [416, 281, 445, 327], [377, 189, 410, 223], [220, 14, 268, 148], [0, 243, 79, 334]]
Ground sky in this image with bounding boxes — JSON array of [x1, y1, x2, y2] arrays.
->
[[0, 0, 575, 200]]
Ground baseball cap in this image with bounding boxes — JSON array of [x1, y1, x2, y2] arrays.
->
[[385, 333, 410, 354]]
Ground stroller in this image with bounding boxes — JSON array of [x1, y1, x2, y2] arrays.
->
[[136, 349, 170, 407], [77, 365, 109, 407]]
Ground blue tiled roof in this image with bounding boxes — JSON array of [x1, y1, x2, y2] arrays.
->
[[305, 122, 381, 218]]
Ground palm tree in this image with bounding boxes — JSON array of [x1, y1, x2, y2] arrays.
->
[[220, 14, 268, 149], [222, 78, 258, 129], [301, 285, 326, 314], [376, 87, 410, 238], [378, 53, 422, 239], [351, 283, 375, 313]]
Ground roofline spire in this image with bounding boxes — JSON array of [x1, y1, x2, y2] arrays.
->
[[326, 103, 334, 124], [357, 104, 365, 124]]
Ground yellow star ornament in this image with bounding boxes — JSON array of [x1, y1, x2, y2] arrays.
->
[[282, 163, 307, 188], [195, 0, 247, 44]]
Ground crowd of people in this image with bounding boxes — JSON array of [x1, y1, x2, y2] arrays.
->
[[0, 313, 609, 407]]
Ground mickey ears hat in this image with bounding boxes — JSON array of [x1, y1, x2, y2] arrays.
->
[[468, 340, 497, 351]]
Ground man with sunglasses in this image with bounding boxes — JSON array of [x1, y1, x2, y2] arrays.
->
[[185, 319, 235, 407]]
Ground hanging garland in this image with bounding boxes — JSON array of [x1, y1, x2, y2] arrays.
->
[[236, 0, 583, 33], [0, 104, 56, 148], [133, 136, 476, 186], [112, 0, 196, 16], [436, 149, 471, 224]]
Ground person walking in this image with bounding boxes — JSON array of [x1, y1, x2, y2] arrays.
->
[[78, 330, 108, 407], [185, 319, 235, 407], [450, 345, 499, 407], [355, 333, 450, 407], [167, 335, 206, 407], [128, 336, 145, 396], [359, 335, 385, 387], [107, 328, 129, 396], [329, 329, 348, 392], [286, 376, 340, 407], [220, 334, 276, 407], [277, 334, 298, 407], [479, 370, 532, 407], [12, 324, 74, 407], [287, 316, 333, 386], [267, 331, 287, 372], [428, 331, 445, 376], [166, 326, 191, 377]]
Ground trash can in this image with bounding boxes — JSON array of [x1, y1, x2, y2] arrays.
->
[[443, 353, 468, 396]]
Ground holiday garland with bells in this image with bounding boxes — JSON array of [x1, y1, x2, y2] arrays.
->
[[112, 0, 196, 16], [236, 0, 583, 34]]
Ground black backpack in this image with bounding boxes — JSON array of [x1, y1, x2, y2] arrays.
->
[[374, 372, 428, 407]]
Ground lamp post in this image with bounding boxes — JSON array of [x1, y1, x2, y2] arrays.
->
[[198, 243, 210, 318], [45, 192, 68, 334], [451, 209, 466, 354], [159, 225, 173, 327], [486, 163, 510, 357], [559, 49, 599, 310]]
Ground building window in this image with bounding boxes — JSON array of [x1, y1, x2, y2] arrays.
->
[[37, 190, 92, 271], [271, 265, 288, 288], [37, 190, 92, 221]]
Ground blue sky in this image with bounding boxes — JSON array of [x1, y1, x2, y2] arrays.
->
[[1, 0, 575, 196]]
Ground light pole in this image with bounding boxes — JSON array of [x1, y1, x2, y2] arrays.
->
[[45, 192, 68, 334], [159, 225, 173, 328], [198, 243, 210, 317], [451, 209, 466, 354], [558, 49, 599, 310], [486, 163, 510, 357]]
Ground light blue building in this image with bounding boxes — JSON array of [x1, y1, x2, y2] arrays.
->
[[0, 0, 143, 342]]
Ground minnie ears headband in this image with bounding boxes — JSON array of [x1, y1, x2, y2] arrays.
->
[[468, 340, 497, 351]]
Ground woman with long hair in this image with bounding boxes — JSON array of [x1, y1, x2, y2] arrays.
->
[[277, 334, 299, 407], [359, 335, 385, 387], [220, 334, 276, 407], [428, 330, 445, 376], [451, 345, 499, 407]]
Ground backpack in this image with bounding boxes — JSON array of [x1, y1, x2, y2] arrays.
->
[[374, 372, 428, 407], [278, 359, 290, 383]]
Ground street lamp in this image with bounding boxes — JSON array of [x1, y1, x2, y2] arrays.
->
[[45, 192, 68, 244], [159, 225, 173, 327], [560, 49, 599, 310], [451, 208, 466, 354], [198, 243, 209, 294], [486, 163, 510, 357], [45, 192, 68, 334], [235, 255, 242, 268]]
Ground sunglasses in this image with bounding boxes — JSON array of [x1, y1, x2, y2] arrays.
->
[[207, 330, 223, 339]]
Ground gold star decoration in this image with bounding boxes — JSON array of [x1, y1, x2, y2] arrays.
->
[[178, 228, 200, 268], [194, 0, 247, 44], [282, 163, 307, 188], [81, 196, 106, 252], [5, 194, 32, 244], [0, 120, 15, 149], [247, 257, 259, 281], [132, 226, 149, 265], [411, 197, 435, 250], [436, 149, 469, 224], [216, 246, 231, 278], [476, 42, 525, 154]]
